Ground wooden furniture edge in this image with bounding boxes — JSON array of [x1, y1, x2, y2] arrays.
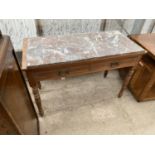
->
[[0, 34, 40, 135], [119, 54, 155, 102], [0, 100, 24, 134], [13, 50, 40, 135], [22, 38, 28, 70], [0, 36, 10, 78], [129, 35, 154, 59], [26, 51, 145, 70], [0, 30, 2, 38]]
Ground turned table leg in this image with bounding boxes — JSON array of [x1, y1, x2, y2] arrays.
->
[[38, 81, 41, 89], [118, 66, 136, 98], [104, 70, 108, 78], [32, 85, 44, 116]]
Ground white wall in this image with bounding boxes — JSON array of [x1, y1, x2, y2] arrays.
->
[[0, 19, 37, 51], [0, 19, 155, 51], [37, 19, 102, 36]]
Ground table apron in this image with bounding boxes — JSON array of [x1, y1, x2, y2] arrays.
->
[[26, 55, 139, 82]]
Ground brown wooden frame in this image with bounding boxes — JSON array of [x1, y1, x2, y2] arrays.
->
[[125, 34, 155, 102], [0, 33, 40, 134], [22, 49, 144, 116]]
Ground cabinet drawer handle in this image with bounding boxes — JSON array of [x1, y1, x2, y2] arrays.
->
[[110, 62, 119, 67]]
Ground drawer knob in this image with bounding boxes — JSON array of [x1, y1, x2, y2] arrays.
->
[[58, 70, 70, 77], [110, 62, 119, 67], [61, 77, 66, 80]]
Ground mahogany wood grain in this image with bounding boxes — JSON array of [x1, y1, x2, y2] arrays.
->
[[0, 34, 39, 134], [119, 55, 155, 102], [130, 33, 155, 60], [126, 34, 155, 101], [0, 102, 19, 134]]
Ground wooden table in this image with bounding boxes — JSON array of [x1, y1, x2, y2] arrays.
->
[[22, 31, 145, 116]]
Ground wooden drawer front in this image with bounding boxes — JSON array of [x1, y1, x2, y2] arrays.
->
[[58, 64, 91, 78], [91, 56, 138, 72], [34, 63, 91, 81], [31, 55, 139, 81]]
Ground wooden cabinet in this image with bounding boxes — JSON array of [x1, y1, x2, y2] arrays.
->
[[0, 32, 39, 134], [119, 55, 155, 102], [121, 33, 155, 102], [129, 55, 155, 101]]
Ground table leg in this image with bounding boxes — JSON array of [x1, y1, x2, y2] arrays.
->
[[32, 85, 44, 116], [38, 81, 41, 89], [104, 70, 108, 78], [118, 66, 135, 98]]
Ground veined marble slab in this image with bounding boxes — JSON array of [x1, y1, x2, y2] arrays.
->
[[23, 31, 144, 67]]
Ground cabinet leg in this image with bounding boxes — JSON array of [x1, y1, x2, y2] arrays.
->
[[118, 66, 135, 98], [32, 86, 44, 116], [104, 70, 108, 78]]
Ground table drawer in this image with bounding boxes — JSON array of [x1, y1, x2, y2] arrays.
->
[[34, 63, 91, 80], [57, 64, 91, 78], [91, 56, 139, 72], [30, 55, 140, 81]]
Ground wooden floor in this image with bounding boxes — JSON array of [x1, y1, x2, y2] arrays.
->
[[28, 71, 155, 134]]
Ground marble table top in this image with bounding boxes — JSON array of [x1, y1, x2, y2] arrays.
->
[[22, 31, 144, 68]]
